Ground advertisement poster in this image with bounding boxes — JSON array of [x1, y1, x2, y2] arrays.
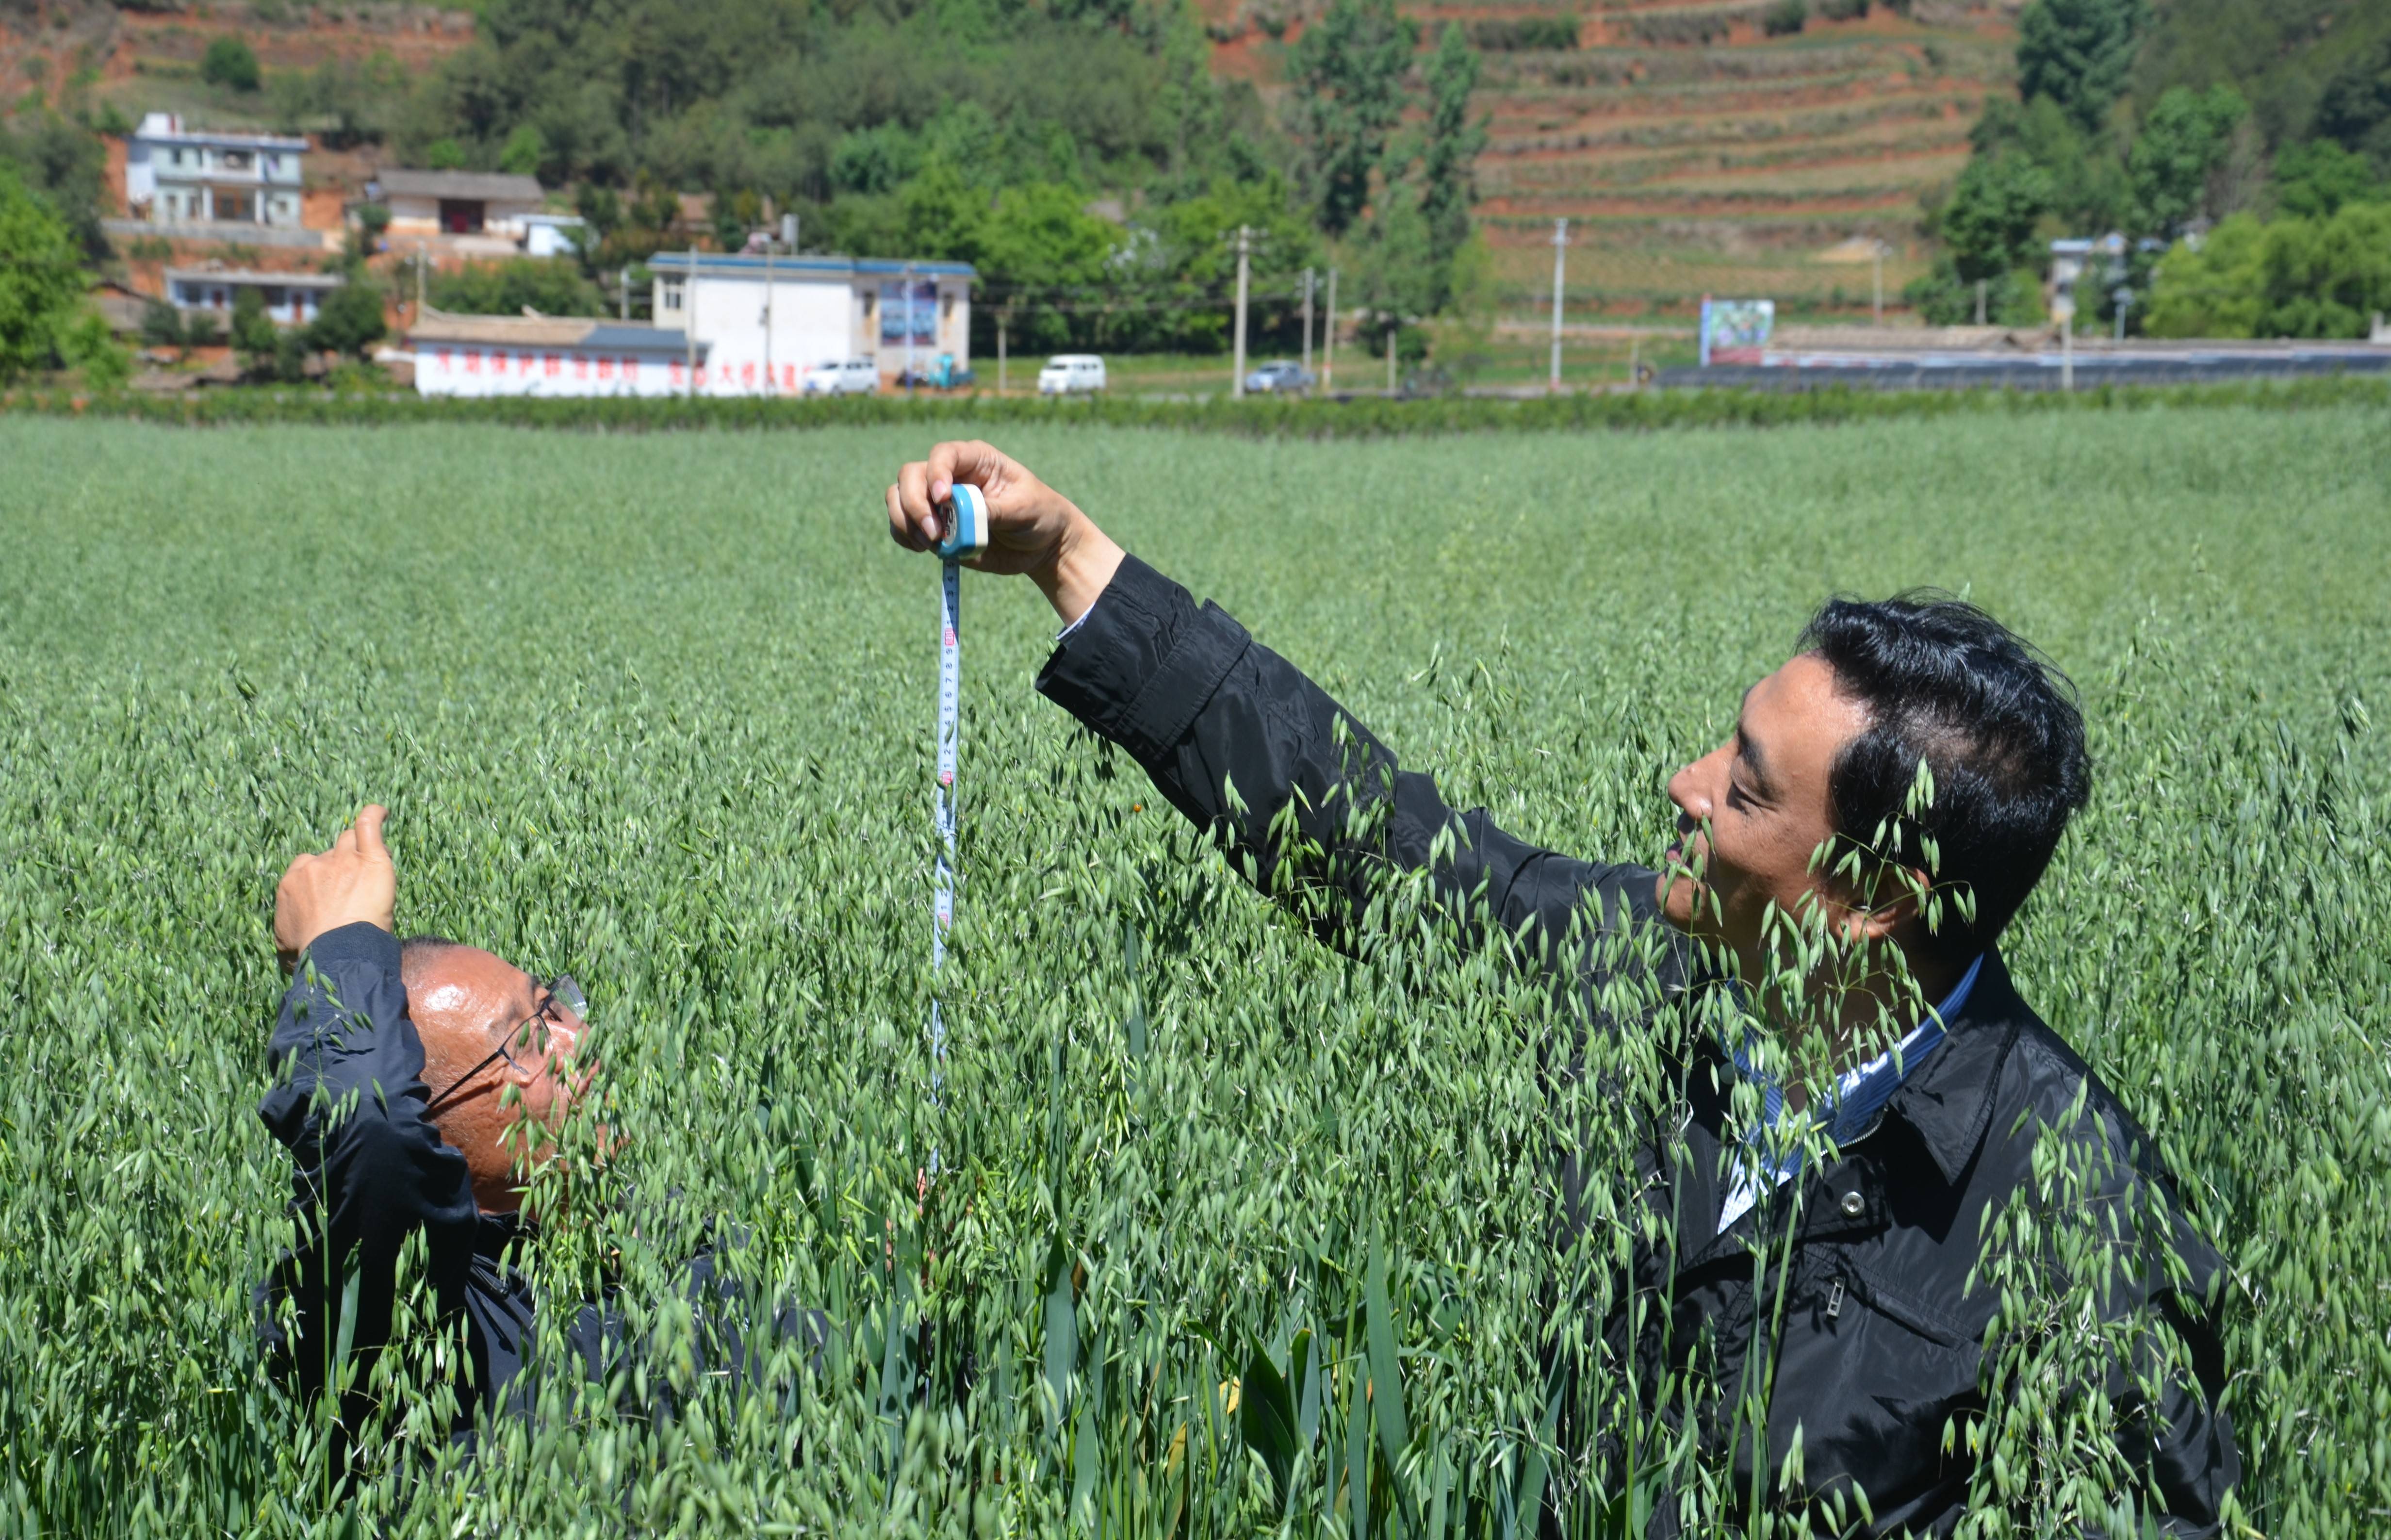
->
[[1699, 298, 1774, 365], [880, 280, 939, 348]]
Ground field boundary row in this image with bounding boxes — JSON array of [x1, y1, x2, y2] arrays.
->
[[6, 377, 2387, 439]]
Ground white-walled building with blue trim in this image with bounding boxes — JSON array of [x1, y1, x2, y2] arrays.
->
[[650, 252, 974, 394]]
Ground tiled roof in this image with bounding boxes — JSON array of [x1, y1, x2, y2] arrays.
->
[[657, 251, 977, 280], [165, 267, 347, 289], [377, 170, 548, 203], [405, 312, 699, 354]]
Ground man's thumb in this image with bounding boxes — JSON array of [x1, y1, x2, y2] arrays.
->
[[354, 803, 390, 860]]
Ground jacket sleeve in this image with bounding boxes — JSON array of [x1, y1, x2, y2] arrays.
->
[[256, 921, 477, 1404], [1036, 555, 1660, 966], [2106, 1228, 2242, 1536]]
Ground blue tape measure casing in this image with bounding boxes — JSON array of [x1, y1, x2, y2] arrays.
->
[[933, 483, 990, 560]]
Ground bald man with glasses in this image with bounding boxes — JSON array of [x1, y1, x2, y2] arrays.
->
[[255, 805, 821, 1455]]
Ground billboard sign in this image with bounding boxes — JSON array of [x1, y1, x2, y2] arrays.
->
[[880, 280, 938, 348], [1700, 298, 1774, 366]]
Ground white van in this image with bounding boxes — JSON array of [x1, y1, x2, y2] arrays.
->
[[801, 358, 879, 395], [1037, 355, 1106, 395]]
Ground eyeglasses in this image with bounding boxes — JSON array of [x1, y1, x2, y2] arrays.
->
[[424, 975, 587, 1114]]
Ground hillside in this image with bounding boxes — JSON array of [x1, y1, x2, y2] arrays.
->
[[1218, 0, 2023, 318]]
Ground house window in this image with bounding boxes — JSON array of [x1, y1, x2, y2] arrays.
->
[[217, 189, 256, 223], [439, 198, 487, 234], [222, 149, 254, 172], [658, 277, 685, 314]]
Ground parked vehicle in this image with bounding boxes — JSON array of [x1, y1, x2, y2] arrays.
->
[[1243, 359, 1314, 395], [1037, 355, 1106, 395], [895, 353, 976, 390], [801, 358, 879, 395]]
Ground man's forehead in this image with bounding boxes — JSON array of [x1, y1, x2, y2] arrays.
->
[[410, 946, 530, 1017], [1742, 655, 1869, 774]]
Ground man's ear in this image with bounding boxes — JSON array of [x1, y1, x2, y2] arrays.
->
[[1829, 863, 1929, 946]]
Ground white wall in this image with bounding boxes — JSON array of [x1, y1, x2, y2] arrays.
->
[[686, 272, 854, 395], [414, 344, 693, 397]]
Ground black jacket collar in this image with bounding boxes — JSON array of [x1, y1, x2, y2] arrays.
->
[[1882, 949, 2028, 1187]]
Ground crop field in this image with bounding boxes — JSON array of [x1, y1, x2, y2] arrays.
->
[[1, 408, 2387, 1537]]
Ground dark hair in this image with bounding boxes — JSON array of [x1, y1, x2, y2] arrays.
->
[[1799, 590, 2091, 961], [399, 934, 464, 985]]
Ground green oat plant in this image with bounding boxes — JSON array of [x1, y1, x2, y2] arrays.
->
[[0, 408, 2384, 1536]]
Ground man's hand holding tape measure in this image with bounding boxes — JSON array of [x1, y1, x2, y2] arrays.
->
[[885, 441, 1125, 625]]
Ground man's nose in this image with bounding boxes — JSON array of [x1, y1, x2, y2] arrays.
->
[[1667, 762, 1709, 824]]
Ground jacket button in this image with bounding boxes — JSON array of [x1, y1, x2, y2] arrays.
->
[[1840, 1192, 1865, 1217]]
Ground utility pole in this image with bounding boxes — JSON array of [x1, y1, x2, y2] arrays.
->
[[1871, 239, 1884, 327], [1323, 266, 1337, 391], [1975, 278, 1988, 326], [764, 237, 775, 395], [414, 248, 426, 320], [2062, 307, 2074, 392], [997, 306, 1008, 395], [1300, 266, 1314, 379], [1549, 217, 1569, 392], [620, 264, 629, 322], [1230, 225, 1252, 399], [1385, 321, 1396, 394], [904, 262, 917, 399], [685, 248, 697, 399]]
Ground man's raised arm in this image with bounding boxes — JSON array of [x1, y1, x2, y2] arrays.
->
[[256, 806, 476, 1405], [887, 442, 1659, 962]]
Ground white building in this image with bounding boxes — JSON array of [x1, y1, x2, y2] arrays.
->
[[376, 170, 555, 247], [650, 252, 974, 394], [406, 313, 705, 397], [124, 113, 307, 228], [166, 266, 345, 326]]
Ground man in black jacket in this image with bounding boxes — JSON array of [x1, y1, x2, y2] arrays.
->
[[258, 806, 818, 1453], [885, 442, 2240, 1534]]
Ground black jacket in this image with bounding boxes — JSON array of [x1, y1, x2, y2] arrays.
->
[[256, 922, 818, 1442], [1037, 556, 2238, 1535]]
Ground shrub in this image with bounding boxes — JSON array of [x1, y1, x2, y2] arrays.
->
[[199, 36, 262, 93], [1467, 15, 1581, 51], [427, 259, 607, 319], [1764, 0, 1808, 36]]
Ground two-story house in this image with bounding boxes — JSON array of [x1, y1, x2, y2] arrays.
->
[[124, 113, 307, 229]]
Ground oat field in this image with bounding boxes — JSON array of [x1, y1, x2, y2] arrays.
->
[[0, 409, 2385, 1536]]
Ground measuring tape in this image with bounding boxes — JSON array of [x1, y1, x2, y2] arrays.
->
[[927, 484, 988, 1176]]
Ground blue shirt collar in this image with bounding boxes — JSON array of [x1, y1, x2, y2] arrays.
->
[[1720, 953, 1985, 1199]]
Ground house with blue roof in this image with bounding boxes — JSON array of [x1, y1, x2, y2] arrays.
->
[[650, 252, 975, 395]]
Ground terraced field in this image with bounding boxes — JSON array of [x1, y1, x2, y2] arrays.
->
[[1226, 0, 2019, 318]]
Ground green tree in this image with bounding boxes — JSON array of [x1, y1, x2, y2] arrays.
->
[[1970, 94, 2133, 234], [498, 124, 549, 179], [2145, 201, 2391, 337], [900, 161, 990, 266], [2314, 35, 2391, 170], [429, 259, 606, 317], [1157, 0, 1226, 194], [0, 165, 87, 382], [2017, 0, 2152, 132], [1415, 23, 1487, 308], [0, 111, 111, 258], [1287, 0, 1417, 238], [2257, 198, 2391, 337], [2144, 212, 2265, 336], [229, 287, 309, 382], [307, 278, 388, 360], [200, 36, 262, 94], [1941, 152, 2052, 284], [2274, 139, 2383, 219], [2129, 85, 2247, 237]]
